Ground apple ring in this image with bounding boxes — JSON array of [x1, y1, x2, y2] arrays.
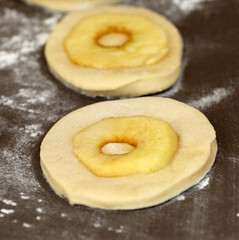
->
[[40, 97, 217, 210], [73, 116, 178, 177]]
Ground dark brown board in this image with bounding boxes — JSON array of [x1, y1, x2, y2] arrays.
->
[[0, 0, 239, 239]]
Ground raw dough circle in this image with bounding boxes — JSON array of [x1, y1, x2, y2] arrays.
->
[[45, 6, 183, 97], [40, 97, 217, 210], [23, 0, 122, 11]]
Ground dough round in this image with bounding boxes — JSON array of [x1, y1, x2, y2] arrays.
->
[[23, 0, 122, 11], [40, 97, 217, 210], [45, 6, 183, 97]]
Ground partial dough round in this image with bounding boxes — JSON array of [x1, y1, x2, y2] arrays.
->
[[40, 97, 217, 210], [45, 6, 183, 97], [23, 0, 122, 11]]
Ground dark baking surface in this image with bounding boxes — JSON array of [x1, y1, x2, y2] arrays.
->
[[0, 0, 239, 239]]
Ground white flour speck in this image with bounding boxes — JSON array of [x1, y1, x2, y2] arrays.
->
[[38, 199, 43, 203], [0, 51, 19, 69], [36, 207, 43, 213], [23, 223, 31, 228], [2, 199, 17, 206], [115, 226, 125, 233], [175, 195, 186, 201], [1, 209, 14, 214], [36, 216, 41, 220], [93, 222, 102, 228], [236, 213, 239, 217], [197, 176, 210, 190], [21, 196, 30, 200], [188, 87, 234, 110], [61, 213, 67, 217], [172, 0, 215, 14], [0, 213, 4, 217]]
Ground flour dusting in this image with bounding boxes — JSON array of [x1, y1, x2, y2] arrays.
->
[[93, 222, 102, 228], [236, 213, 239, 217], [36, 207, 43, 213], [188, 87, 234, 110], [1, 209, 15, 214], [0, 5, 76, 207], [23, 223, 31, 228], [172, 0, 215, 14], [197, 176, 210, 190], [2, 199, 17, 206], [175, 195, 186, 201]]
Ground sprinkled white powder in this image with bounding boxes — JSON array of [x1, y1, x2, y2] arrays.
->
[[175, 195, 186, 201], [21, 196, 30, 200], [36, 216, 41, 220], [197, 176, 210, 190], [188, 87, 234, 110], [0, 214, 4, 217], [0, 51, 19, 69], [23, 223, 31, 228], [38, 199, 43, 203], [12, 219, 18, 223], [1, 209, 14, 214], [61, 213, 67, 217], [115, 226, 125, 233], [93, 222, 101, 228], [2, 199, 17, 206], [172, 0, 215, 14], [36, 207, 43, 213], [236, 213, 239, 217]]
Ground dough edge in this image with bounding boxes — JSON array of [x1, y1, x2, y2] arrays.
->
[[23, 0, 122, 11], [40, 97, 217, 210]]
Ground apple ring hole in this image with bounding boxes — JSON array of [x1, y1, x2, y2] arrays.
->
[[96, 27, 131, 48], [101, 142, 136, 155]]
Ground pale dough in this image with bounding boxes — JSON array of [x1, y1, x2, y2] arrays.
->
[[45, 6, 183, 97], [40, 97, 217, 210], [23, 0, 122, 11]]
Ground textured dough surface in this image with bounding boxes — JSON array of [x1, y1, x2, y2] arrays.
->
[[40, 97, 217, 210], [23, 0, 122, 11], [45, 6, 183, 97]]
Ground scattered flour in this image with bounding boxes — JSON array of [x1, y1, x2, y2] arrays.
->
[[172, 0, 216, 14], [175, 195, 186, 201], [61, 213, 67, 217], [36, 216, 41, 220], [38, 199, 43, 203], [0, 214, 4, 218], [188, 87, 234, 110], [20, 193, 30, 200], [36, 207, 43, 213], [21, 196, 30, 199], [1, 209, 15, 214], [23, 223, 31, 228], [115, 226, 125, 233], [2, 199, 17, 206], [0, 8, 62, 70], [197, 176, 210, 190], [236, 213, 239, 217], [93, 222, 102, 228]]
